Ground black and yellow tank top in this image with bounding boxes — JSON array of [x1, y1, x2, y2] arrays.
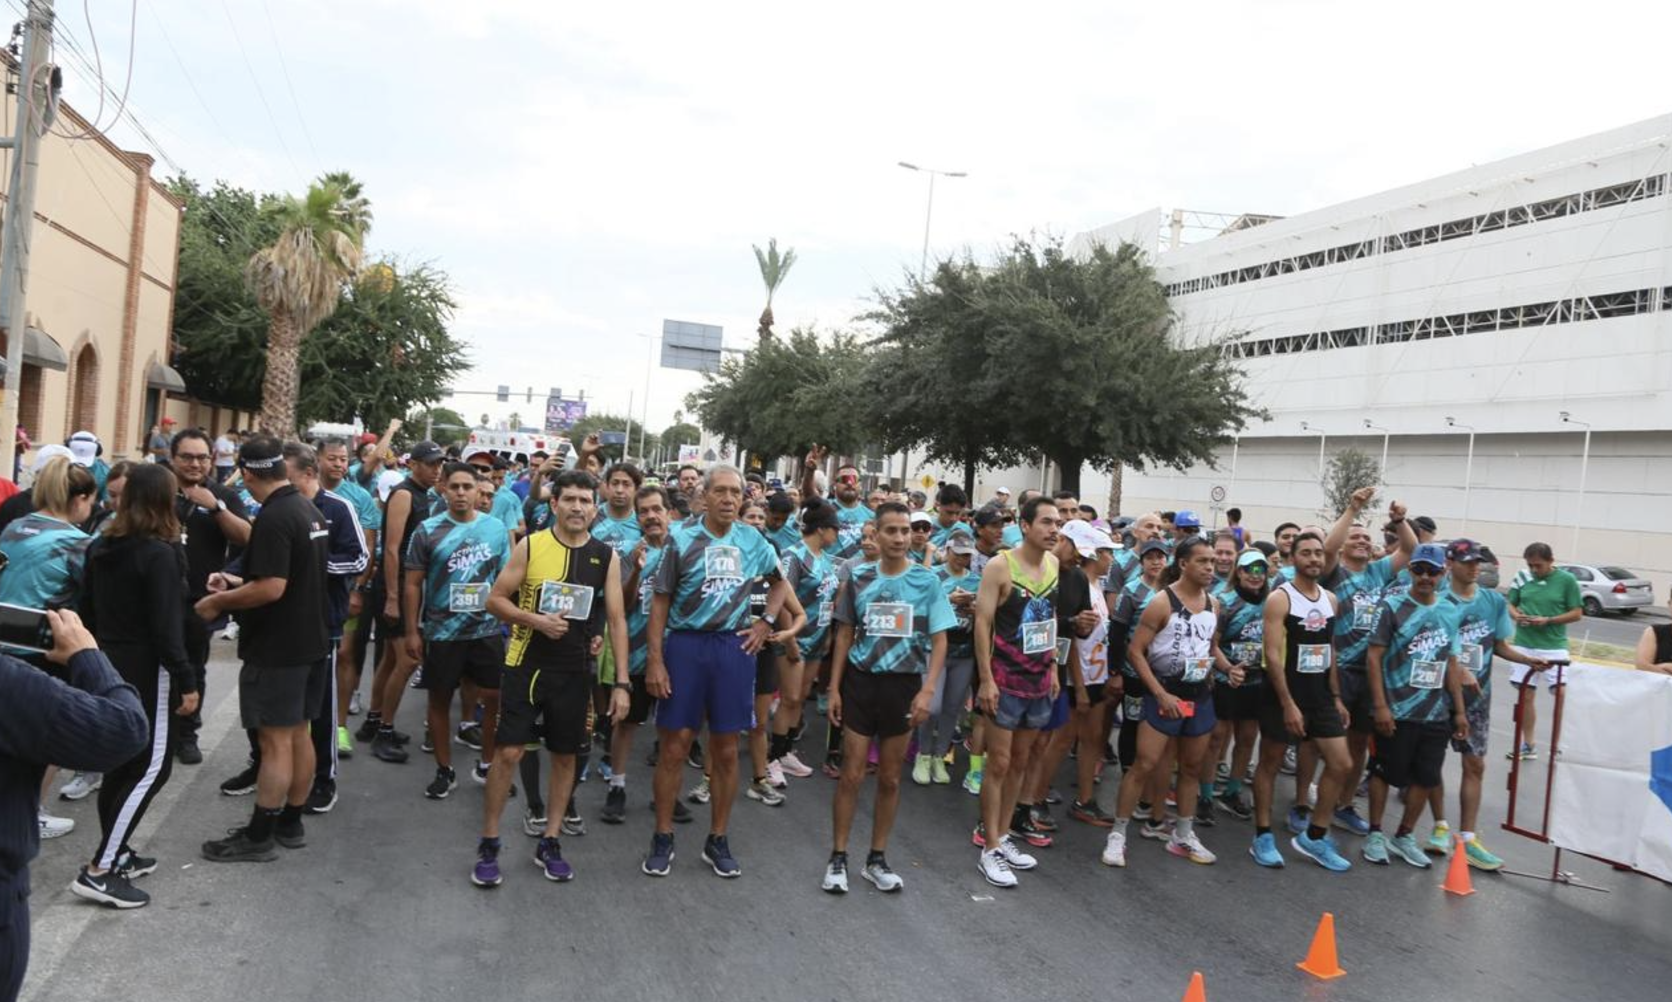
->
[[505, 529, 613, 672], [991, 550, 1059, 698]]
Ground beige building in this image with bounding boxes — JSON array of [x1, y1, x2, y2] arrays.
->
[[0, 80, 238, 465]]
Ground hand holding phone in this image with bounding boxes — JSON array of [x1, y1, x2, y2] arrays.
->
[[0, 603, 54, 654]]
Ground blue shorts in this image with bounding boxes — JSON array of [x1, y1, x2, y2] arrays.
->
[[993, 691, 1054, 731], [1141, 692, 1216, 739], [1040, 689, 1072, 733], [657, 631, 755, 735]]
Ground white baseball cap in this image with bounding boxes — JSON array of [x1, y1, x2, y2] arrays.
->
[[1061, 519, 1116, 558], [67, 430, 99, 467], [31, 443, 74, 472], [994, 486, 1012, 497]]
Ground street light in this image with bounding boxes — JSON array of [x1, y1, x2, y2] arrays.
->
[[636, 333, 656, 462], [898, 161, 968, 280], [1446, 416, 1476, 534], [1560, 411, 1592, 557], [1362, 419, 1391, 479], [1300, 421, 1328, 478]]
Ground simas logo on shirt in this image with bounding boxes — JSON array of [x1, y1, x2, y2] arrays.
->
[[1460, 618, 1493, 645], [447, 540, 496, 576], [1406, 625, 1451, 659]]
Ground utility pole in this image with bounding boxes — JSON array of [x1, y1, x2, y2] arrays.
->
[[0, 0, 56, 479]]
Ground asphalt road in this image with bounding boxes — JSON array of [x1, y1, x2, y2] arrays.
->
[[1572, 608, 1665, 653], [22, 639, 1672, 1002]]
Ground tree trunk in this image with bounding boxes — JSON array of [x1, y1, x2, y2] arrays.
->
[[962, 451, 975, 499], [258, 309, 302, 435], [1053, 451, 1083, 497], [1106, 463, 1124, 519]]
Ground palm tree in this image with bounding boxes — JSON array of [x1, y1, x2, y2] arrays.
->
[[319, 170, 374, 238], [247, 180, 366, 433], [752, 237, 797, 340]]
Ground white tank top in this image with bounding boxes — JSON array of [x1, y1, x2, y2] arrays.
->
[[1146, 586, 1217, 682], [1075, 585, 1110, 685]]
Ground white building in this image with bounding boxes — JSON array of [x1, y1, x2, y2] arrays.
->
[[940, 115, 1672, 594]]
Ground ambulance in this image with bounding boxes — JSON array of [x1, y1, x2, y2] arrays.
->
[[464, 428, 573, 467]]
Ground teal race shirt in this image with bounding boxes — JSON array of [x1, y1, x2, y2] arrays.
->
[[1444, 586, 1515, 703], [934, 565, 980, 659], [490, 487, 523, 535], [1001, 523, 1023, 549], [625, 544, 667, 675], [833, 560, 956, 675], [1102, 548, 1139, 594], [829, 501, 875, 561], [928, 519, 965, 549], [767, 520, 801, 555], [592, 510, 643, 561], [1324, 556, 1396, 671], [0, 513, 90, 610], [334, 477, 382, 534], [654, 519, 781, 633], [1370, 593, 1463, 723], [1112, 576, 1161, 680], [1216, 590, 1266, 682], [780, 540, 838, 658], [404, 513, 512, 641]]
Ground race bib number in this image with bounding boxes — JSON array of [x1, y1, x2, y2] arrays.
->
[[1411, 658, 1445, 690], [817, 599, 833, 628], [539, 581, 595, 621], [1231, 641, 1262, 667], [1297, 644, 1331, 675], [448, 583, 488, 613], [1055, 637, 1072, 666], [1461, 643, 1484, 676], [1021, 619, 1057, 655], [864, 602, 913, 638], [1352, 598, 1379, 631], [704, 545, 744, 583], [1181, 657, 1211, 683]]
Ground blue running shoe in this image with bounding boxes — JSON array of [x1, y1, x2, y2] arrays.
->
[[703, 834, 741, 878], [1292, 831, 1352, 872], [1389, 833, 1432, 868], [534, 837, 574, 882], [1285, 806, 1311, 835], [471, 838, 502, 888], [1331, 805, 1371, 837], [1249, 832, 1285, 868], [1362, 831, 1390, 865], [642, 832, 675, 877]]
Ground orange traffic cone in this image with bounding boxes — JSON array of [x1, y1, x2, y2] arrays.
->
[[1180, 971, 1207, 1002], [1296, 912, 1346, 980], [1442, 834, 1476, 896]]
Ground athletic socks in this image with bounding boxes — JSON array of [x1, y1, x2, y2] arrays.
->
[[1174, 817, 1194, 840], [1306, 824, 1328, 841], [866, 849, 886, 867], [609, 774, 627, 790], [1256, 825, 1272, 837], [248, 805, 281, 842], [1460, 830, 1475, 843], [968, 753, 986, 774], [1223, 778, 1243, 796]]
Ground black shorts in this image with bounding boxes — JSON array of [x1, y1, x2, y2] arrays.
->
[[840, 671, 920, 739], [422, 636, 505, 693], [369, 576, 407, 634], [623, 676, 655, 726], [1369, 720, 1449, 789], [497, 666, 593, 754], [754, 646, 779, 697], [239, 659, 329, 729], [1256, 686, 1346, 743], [1339, 669, 1375, 735], [1083, 682, 1106, 706], [1213, 679, 1265, 722]]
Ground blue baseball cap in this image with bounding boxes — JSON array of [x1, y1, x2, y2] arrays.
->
[[1175, 509, 1201, 529], [1410, 542, 1447, 569]]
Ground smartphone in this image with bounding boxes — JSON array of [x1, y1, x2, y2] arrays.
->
[[1177, 699, 1195, 718], [0, 603, 54, 653]]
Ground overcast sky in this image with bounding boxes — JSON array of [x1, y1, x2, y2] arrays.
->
[[47, 0, 1672, 432]]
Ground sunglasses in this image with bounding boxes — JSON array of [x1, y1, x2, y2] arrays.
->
[[1409, 564, 1445, 577], [470, 465, 493, 474], [836, 475, 859, 485]]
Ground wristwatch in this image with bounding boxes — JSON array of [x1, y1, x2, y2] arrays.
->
[[613, 681, 632, 692], [214, 497, 229, 513]]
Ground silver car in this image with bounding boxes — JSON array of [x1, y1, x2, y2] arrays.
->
[[1559, 563, 1655, 616]]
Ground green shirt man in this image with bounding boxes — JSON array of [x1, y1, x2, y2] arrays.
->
[[1504, 543, 1583, 760]]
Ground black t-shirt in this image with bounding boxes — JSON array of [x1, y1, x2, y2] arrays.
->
[[0, 488, 35, 535], [176, 480, 250, 599], [1056, 566, 1094, 686], [386, 479, 437, 571], [237, 485, 329, 668]]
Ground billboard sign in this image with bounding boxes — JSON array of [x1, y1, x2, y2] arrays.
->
[[661, 319, 724, 373], [545, 396, 587, 432]]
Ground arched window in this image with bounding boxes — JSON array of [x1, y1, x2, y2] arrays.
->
[[69, 343, 99, 433]]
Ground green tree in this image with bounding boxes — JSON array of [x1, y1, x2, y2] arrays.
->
[[752, 237, 797, 341], [1321, 449, 1381, 518], [659, 419, 702, 466], [566, 412, 658, 464], [403, 406, 469, 448], [688, 327, 869, 463]]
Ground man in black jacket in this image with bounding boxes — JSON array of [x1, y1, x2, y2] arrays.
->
[[0, 610, 149, 1001]]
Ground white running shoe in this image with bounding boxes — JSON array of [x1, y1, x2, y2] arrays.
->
[[745, 780, 784, 807], [765, 760, 788, 790], [861, 858, 904, 892], [60, 772, 102, 801], [348, 690, 364, 716], [995, 834, 1038, 871], [39, 810, 75, 839], [822, 856, 849, 894], [1167, 831, 1218, 865], [778, 751, 814, 778], [1101, 829, 1128, 867], [978, 848, 1018, 888]]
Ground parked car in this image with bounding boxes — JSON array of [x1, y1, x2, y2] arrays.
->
[[1436, 539, 1501, 590], [1558, 563, 1655, 616]]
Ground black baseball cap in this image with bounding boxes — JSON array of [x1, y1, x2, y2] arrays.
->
[[1445, 538, 1484, 564], [974, 508, 1006, 528], [409, 440, 444, 464], [1138, 539, 1170, 559], [1412, 515, 1437, 535]]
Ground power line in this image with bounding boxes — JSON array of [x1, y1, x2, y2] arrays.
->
[[259, 0, 317, 163], [215, 0, 300, 179]]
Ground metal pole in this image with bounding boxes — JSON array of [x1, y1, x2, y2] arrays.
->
[[0, 0, 56, 479], [919, 171, 935, 280], [1573, 425, 1590, 557], [639, 335, 653, 461], [1318, 433, 1327, 478], [1461, 429, 1475, 534], [1380, 433, 1389, 478], [625, 388, 634, 461]]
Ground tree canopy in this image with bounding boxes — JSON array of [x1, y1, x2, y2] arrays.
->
[[566, 411, 658, 464], [687, 327, 869, 462]]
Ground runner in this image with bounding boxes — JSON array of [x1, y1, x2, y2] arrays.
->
[[1056, 522, 1119, 826], [1362, 543, 1468, 868], [1441, 540, 1546, 870], [1210, 532, 1239, 595], [771, 500, 842, 786], [738, 500, 808, 806], [914, 528, 979, 786], [763, 491, 800, 554], [971, 495, 1063, 888], [1272, 522, 1300, 575], [1109, 537, 1169, 775], [801, 447, 873, 562], [970, 507, 1007, 578], [405, 463, 512, 801], [472, 470, 630, 887], [1251, 531, 1354, 871], [908, 511, 936, 566], [319, 439, 379, 763], [822, 502, 954, 893], [642, 465, 790, 878], [1504, 543, 1581, 761], [928, 485, 968, 552], [1207, 548, 1268, 827], [1104, 536, 1233, 868]]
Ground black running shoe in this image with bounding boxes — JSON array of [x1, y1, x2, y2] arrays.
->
[[219, 762, 259, 797], [70, 867, 149, 909], [201, 827, 278, 863], [687, 740, 704, 770], [373, 732, 410, 764], [274, 818, 306, 849], [671, 798, 693, 825], [601, 786, 627, 824], [425, 767, 457, 800], [354, 719, 380, 743], [176, 739, 203, 766], [114, 847, 158, 879], [305, 778, 338, 814]]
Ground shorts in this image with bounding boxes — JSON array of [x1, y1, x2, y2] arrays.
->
[[369, 577, 405, 633], [1141, 692, 1216, 739], [1212, 678, 1264, 722], [1369, 719, 1450, 789], [840, 671, 920, 739], [657, 631, 756, 735], [1082, 682, 1106, 706], [754, 646, 779, 697], [239, 659, 329, 729], [422, 635, 505, 693], [1040, 690, 1072, 732], [993, 691, 1055, 732], [1453, 694, 1490, 758], [1509, 648, 1570, 689], [1256, 687, 1345, 743], [623, 676, 655, 726], [497, 666, 593, 754], [1340, 669, 1375, 735]]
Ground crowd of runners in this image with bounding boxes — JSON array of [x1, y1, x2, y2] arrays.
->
[[7, 429, 1595, 909]]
